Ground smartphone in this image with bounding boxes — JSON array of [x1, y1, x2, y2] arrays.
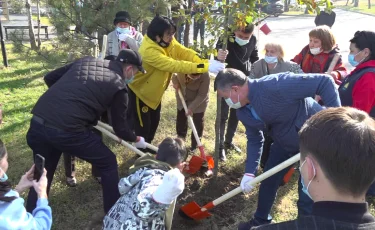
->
[[34, 154, 45, 182]]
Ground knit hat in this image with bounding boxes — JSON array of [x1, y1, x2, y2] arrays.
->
[[113, 11, 131, 25]]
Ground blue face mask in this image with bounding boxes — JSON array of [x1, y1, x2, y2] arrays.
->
[[299, 159, 316, 200], [264, 55, 278, 64], [0, 168, 8, 182], [116, 27, 131, 34], [348, 50, 364, 67], [224, 90, 241, 109], [124, 68, 135, 84], [235, 37, 250, 46]]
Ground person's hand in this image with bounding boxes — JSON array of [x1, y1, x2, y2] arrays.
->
[[240, 173, 255, 194], [173, 84, 179, 90], [328, 71, 340, 83], [32, 169, 48, 199], [153, 168, 185, 204], [15, 165, 35, 194], [186, 109, 193, 117], [314, 95, 322, 102], [134, 136, 147, 149], [217, 49, 228, 62], [118, 33, 133, 42], [208, 60, 225, 73]]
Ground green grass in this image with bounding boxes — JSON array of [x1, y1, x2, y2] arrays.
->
[[1, 44, 375, 229], [335, 0, 375, 15], [32, 15, 52, 26]]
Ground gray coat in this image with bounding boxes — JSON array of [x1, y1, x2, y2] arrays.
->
[[249, 59, 303, 79]]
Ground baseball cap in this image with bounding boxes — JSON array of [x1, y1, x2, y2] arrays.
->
[[116, 49, 146, 74]]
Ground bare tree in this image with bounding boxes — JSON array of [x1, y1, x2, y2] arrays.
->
[[354, 0, 359, 7], [36, 0, 42, 48], [25, 0, 38, 50], [368, 0, 371, 9]]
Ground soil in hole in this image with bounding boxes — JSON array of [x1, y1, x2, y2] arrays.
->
[[172, 168, 248, 230]]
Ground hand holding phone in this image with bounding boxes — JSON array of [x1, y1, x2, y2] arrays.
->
[[34, 154, 45, 182]]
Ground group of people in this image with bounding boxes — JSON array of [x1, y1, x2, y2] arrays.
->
[[0, 7, 375, 230]]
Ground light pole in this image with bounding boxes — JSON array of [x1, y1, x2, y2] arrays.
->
[[0, 17, 8, 67]]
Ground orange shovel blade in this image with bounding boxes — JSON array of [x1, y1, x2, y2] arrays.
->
[[180, 201, 212, 220], [205, 156, 214, 170], [184, 156, 204, 174]]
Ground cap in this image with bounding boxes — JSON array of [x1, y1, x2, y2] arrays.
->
[[114, 11, 131, 25], [116, 50, 146, 74]]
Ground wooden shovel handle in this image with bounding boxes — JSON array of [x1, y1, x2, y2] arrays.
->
[[202, 153, 301, 210], [100, 35, 108, 60], [327, 53, 340, 73], [96, 121, 159, 152]]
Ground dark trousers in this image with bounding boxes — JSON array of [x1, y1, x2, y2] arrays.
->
[[63, 112, 110, 178], [176, 109, 204, 149], [219, 98, 239, 148], [128, 88, 161, 153], [26, 119, 120, 213], [193, 19, 205, 44], [254, 142, 313, 222]]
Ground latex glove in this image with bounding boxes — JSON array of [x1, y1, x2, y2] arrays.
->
[[153, 168, 185, 204], [208, 60, 225, 73], [240, 173, 255, 194], [217, 49, 228, 62], [134, 136, 147, 149], [118, 33, 133, 42]]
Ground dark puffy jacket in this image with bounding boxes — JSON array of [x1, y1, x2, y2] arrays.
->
[[32, 57, 126, 131]]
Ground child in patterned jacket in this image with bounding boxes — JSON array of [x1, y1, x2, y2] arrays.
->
[[103, 137, 187, 230]]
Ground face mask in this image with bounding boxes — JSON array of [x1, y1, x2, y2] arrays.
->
[[310, 47, 322, 55], [125, 68, 135, 84], [158, 38, 171, 48], [116, 27, 131, 34], [264, 55, 278, 64], [224, 90, 241, 109], [235, 37, 250, 46], [299, 159, 316, 200], [0, 168, 8, 182], [348, 50, 365, 67]]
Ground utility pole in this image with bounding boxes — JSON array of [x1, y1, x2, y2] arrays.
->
[[0, 17, 9, 67]]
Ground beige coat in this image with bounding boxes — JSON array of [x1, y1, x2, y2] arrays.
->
[[172, 73, 210, 114], [106, 28, 143, 56]]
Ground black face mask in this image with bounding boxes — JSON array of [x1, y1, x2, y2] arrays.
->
[[158, 38, 170, 48]]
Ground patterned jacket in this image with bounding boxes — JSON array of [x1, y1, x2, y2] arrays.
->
[[103, 155, 174, 230]]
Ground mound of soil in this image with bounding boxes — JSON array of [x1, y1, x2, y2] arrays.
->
[[172, 168, 247, 230]]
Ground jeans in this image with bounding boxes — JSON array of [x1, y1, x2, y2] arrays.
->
[[176, 109, 205, 149], [254, 141, 313, 222], [219, 98, 239, 148], [193, 18, 205, 45], [26, 118, 120, 213]]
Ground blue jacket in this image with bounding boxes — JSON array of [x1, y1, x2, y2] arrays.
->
[[0, 190, 52, 230], [237, 73, 341, 174]]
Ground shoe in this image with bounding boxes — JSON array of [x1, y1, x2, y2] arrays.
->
[[219, 148, 227, 161], [238, 217, 271, 230], [66, 177, 77, 187], [224, 142, 242, 153]]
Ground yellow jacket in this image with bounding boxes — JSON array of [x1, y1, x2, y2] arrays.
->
[[128, 35, 209, 110]]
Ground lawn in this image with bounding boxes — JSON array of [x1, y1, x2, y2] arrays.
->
[[32, 15, 52, 26], [1, 44, 375, 229], [335, 0, 375, 15]]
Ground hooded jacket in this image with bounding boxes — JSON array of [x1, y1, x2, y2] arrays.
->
[[128, 35, 209, 110]]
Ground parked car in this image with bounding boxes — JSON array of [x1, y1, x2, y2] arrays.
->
[[257, 0, 284, 17]]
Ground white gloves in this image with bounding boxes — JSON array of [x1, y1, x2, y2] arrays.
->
[[153, 168, 185, 204], [217, 49, 228, 62], [208, 60, 225, 73], [134, 136, 147, 149], [118, 33, 133, 42], [240, 173, 255, 194]]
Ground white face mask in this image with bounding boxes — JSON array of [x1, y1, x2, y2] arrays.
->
[[310, 47, 322, 55], [224, 90, 241, 109]]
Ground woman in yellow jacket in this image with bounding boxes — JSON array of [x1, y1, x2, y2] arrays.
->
[[128, 16, 225, 152]]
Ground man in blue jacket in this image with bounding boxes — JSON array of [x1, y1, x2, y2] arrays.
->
[[214, 68, 341, 229]]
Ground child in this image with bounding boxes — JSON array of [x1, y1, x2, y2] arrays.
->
[[172, 72, 210, 151], [103, 137, 187, 230]]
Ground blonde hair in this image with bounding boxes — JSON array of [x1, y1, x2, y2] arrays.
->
[[264, 42, 285, 61], [309, 25, 336, 51]]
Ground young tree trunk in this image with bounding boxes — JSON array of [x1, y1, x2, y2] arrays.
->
[[36, 0, 41, 49], [368, 0, 371, 9], [284, 0, 289, 12], [354, 0, 359, 7], [184, 0, 193, 46], [346, 0, 350, 6], [26, 0, 38, 50]]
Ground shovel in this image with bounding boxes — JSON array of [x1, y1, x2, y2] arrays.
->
[[177, 89, 214, 175], [179, 153, 300, 220], [96, 121, 158, 152]]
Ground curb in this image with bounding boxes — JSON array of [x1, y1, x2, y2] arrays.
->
[[281, 13, 315, 17], [336, 6, 375, 17]]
